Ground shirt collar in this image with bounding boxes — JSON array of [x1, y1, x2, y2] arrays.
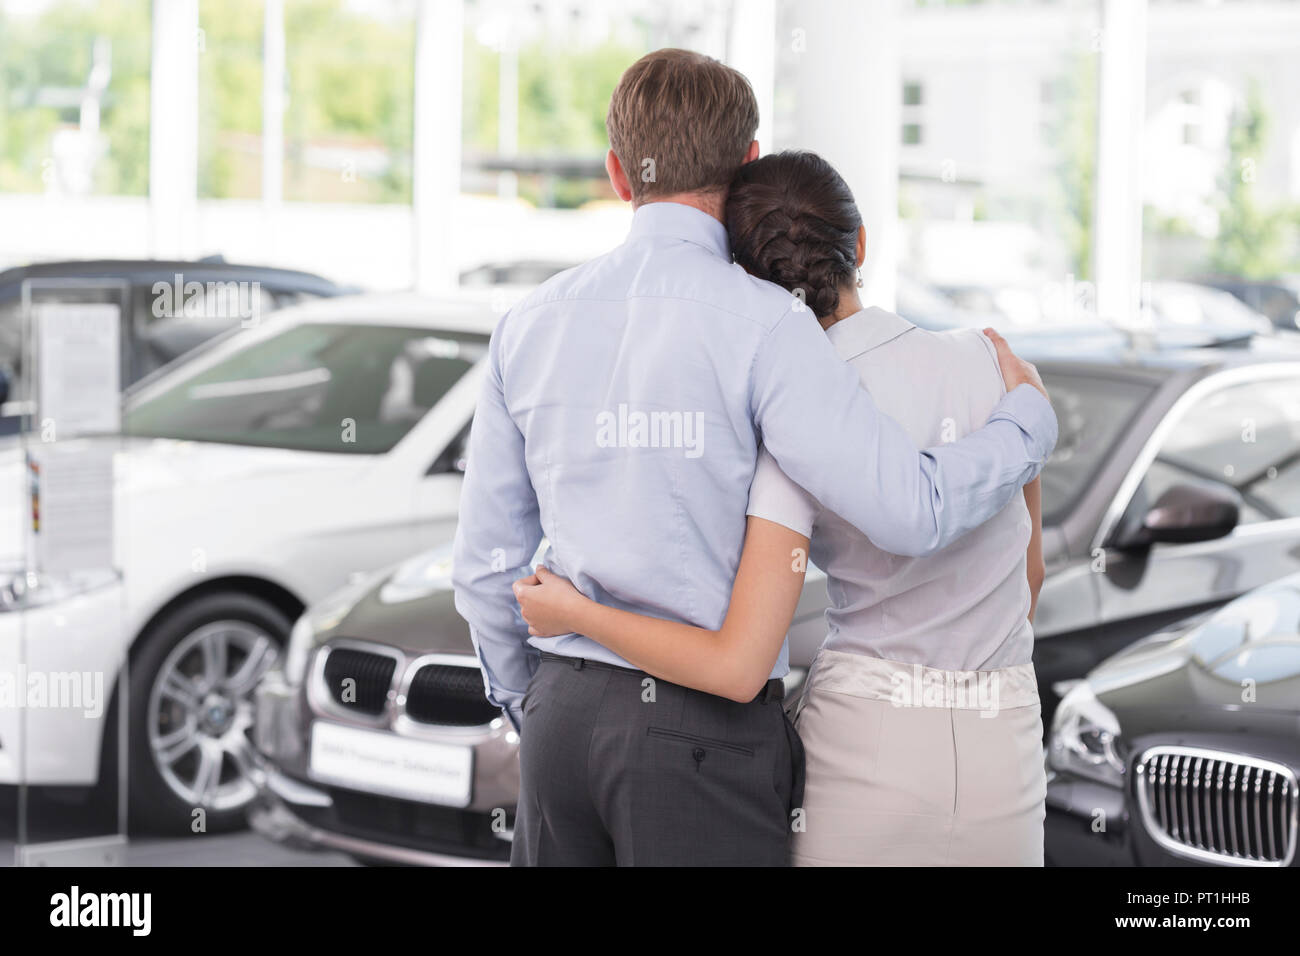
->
[[625, 201, 730, 260], [824, 307, 916, 361]]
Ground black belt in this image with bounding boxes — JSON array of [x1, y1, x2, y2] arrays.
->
[[539, 651, 785, 704]]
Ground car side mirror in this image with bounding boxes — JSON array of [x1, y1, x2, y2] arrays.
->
[[1139, 482, 1240, 545], [0, 367, 10, 407]]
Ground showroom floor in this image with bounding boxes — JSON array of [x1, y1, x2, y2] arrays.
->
[[1, 831, 358, 867], [0, 788, 357, 866]]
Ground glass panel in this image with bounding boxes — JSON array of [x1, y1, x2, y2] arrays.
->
[[282, 0, 416, 204], [893, 0, 1102, 331], [1141, 0, 1300, 332], [198, 0, 266, 200], [0, 0, 151, 196], [462, 4, 647, 209], [11, 280, 129, 866]]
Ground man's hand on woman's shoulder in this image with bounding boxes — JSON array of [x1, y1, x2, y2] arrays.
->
[[983, 328, 1049, 402]]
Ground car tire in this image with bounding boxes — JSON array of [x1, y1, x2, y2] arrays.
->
[[127, 591, 290, 834]]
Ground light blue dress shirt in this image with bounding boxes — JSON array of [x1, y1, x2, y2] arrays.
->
[[452, 201, 1057, 728]]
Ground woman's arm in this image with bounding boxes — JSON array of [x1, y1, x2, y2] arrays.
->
[[1024, 477, 1045, 623], [513, 516, 809, 702]]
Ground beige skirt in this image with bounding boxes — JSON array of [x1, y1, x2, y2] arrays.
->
[[791, 649, 1046, 867]]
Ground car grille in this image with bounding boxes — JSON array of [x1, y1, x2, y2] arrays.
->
[[321, 648, 396, 716], [313, 643, 501, 729], [1136, 746, 1298, 866], [405, 663, 501, 727]]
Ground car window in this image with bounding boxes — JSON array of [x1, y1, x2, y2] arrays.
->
[[126, 322, 488, 454], [1037, 370, 1155, 526], [1252, 286, 1299, 329], [1136, 375, 1300, 524]]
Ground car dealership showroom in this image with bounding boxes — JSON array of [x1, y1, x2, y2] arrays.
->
[[0, 0, 1298, 918]]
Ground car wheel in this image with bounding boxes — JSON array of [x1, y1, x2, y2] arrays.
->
[[128, 592, 289, 833]]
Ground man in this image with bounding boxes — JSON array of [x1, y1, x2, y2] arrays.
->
[[452, 48, 1056, 866]]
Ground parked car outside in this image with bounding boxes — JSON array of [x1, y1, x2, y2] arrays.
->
[[1044, 572, 1299, 867], [1195, 275, 1300, 333], [0, 292, 493, 832], [253, 326, 1300, 864], [1146, 281, 1275, 339]]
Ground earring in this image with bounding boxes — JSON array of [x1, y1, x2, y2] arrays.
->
[[856, 269, 864, 288]]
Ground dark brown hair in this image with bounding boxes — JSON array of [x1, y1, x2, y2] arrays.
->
[[606, 49, 759, 203], [725, 151, 862, 319]]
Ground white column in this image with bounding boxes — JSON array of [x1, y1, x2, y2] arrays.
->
[[785, 0, 900, 309], [413, 0, 465, 293], [728, 0, 776, 154], [1093, 0, 1148, 327], [262, 0, 286, 207], [497, 30, 518, 201], [149, 0, 200, 258]]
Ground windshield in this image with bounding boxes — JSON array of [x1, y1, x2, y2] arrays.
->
[[1038, 369, 1156, 526], [125, 322, 488, 453]]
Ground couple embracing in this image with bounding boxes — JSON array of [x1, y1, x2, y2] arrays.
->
[[452, 48, 1057, 867]]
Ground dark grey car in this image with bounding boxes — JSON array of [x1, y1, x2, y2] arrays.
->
[[252, 333, 1300, 864], [1044, 572, 1300, 866]]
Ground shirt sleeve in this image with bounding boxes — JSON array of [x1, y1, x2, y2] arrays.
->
[[746, 448, 818, 538], [750, 304, 1057, 558], [451, 315, 543, 732]]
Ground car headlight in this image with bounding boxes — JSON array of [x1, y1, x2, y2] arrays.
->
[[283, 572, 378, 685], [282, 613, 316, 687], [1048, 682, 1127, 787], [378, 546, 454, 605], [0, 567, 119, 613]]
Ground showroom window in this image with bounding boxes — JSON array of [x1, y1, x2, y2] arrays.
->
[[0, 0, 151, 196], [1141, 1, 1300, 296], [282, 0, 417, 204], [198, 0, 266, 199], [891, 0, 1102, 327]]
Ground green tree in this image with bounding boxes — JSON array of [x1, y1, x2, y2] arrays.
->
[[198, 0, 265, 199], [0, 0, 151, 195], [1050, 53, 1097, 281], [1209, 82, 1292, 278]]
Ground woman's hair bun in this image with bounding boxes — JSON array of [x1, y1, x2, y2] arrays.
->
[[725, 151, 863, 320]]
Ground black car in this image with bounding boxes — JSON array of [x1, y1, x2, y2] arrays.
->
[[1045, 572, 1300, 866], [0, 258, 350, 430]]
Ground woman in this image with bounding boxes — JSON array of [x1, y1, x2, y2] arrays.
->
[[513, 150, 1047, 866]]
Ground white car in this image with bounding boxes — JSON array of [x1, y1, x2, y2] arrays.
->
[[0, 293, 494, 831]]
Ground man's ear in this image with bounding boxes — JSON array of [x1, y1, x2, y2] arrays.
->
[[606, 149, 634, 203], [742, 140, 759, 164], [855, 224, 867, 268]]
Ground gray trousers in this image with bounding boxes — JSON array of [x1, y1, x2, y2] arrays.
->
[[511, 653, 805, 866]]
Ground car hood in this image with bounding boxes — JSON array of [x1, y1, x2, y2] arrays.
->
[[310, 546, 473, 658], [0, 434, 374, 566], [1089, 574, 1300, 739]]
